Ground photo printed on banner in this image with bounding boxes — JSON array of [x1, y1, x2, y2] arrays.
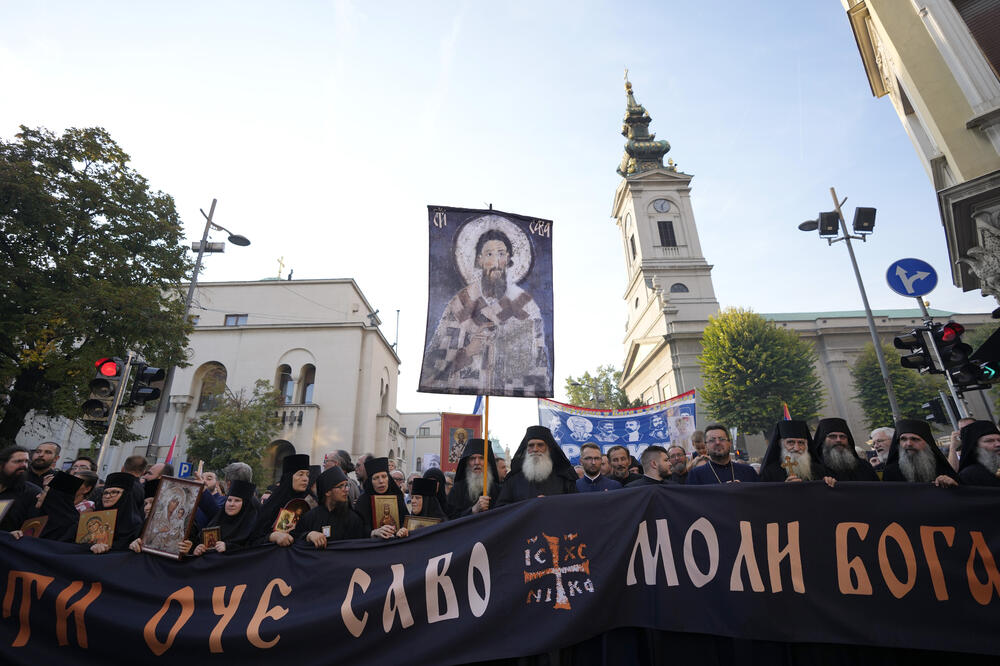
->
[[419, 206, 554, 398]]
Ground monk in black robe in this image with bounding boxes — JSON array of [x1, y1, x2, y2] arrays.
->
[[957, 420, 1000, 487], [883, 419, 959, 486], [193, 479, 259, 554], [0, 446, 41, 532], [356, 457, 408, 539], [497, 426, 578, 506], [446, 439, 500, 519], [759, 420, 832, 484], [251, 453, 311, 547], [294, 467, 365, 547], [813, 417, 880, 482], [92, 472, 143, 553], [422, 467, 451, 517]]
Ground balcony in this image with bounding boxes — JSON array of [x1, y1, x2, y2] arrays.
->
[[276, 403, 319, 437]]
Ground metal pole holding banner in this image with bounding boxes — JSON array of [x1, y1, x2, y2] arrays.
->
[[96, 351, 136, 473], [483, 396, 490, 496]]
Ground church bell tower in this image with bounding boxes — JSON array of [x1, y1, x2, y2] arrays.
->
[[613, 76, 720, 405]]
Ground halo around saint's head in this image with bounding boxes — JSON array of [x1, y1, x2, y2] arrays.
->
[[454, 214, 533, 285]]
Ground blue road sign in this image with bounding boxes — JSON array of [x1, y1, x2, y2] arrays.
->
[[886, 258, 938, 298], [177, 461, 192, 478]]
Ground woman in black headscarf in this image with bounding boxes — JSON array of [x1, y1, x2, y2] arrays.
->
[[91, 472, 143, 553], [355, 457, 408, 539], [422, 467, 450, 517], [408, 477, 448, 522], [251, 454, 311, 547], [294, 467, 365, 547], [194, 479, 259, 554]]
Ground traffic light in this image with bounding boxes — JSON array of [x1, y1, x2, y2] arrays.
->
[[932, 321, 973, 371], [129, 364, 165, 406], [921, 397, 946, 423], [81, 357, 125, 423], [894, 328, 936, 374]]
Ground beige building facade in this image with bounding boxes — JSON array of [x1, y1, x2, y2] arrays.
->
[[19, 278, 402, 480], [842, 0, 1000, 300]]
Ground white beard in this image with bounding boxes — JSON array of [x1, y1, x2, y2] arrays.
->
[[975, 447, 1000, 475], [823, 443, 857, 473], [522, 451, 553, 484], [783, 450, 814, 481], [465, 467, 495, 502], [899, 447, 937, 483]]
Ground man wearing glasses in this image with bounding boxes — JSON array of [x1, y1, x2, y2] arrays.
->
[[686, 425, 758, 484]]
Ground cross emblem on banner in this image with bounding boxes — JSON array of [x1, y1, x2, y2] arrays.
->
[[523, 533, 591, 610]]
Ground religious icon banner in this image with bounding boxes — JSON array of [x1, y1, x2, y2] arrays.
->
[[419, 205, 554, 398], [539, 389, 696, 465], [440, 412, 482, 472], [1, 484, 998, 664]]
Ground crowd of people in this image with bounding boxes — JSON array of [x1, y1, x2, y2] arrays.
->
[[1, 414, 998, 557]]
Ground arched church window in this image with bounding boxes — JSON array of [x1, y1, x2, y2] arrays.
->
[[657, 221, 677, 247], [299, 364, 315, 404], [670, 283, 689, 293], [198, 365, 227, 411], [277, 365, 294, 405], [629, 235, 637, 259]]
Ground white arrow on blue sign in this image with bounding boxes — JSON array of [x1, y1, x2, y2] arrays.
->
[[886, 258, 938, 298]]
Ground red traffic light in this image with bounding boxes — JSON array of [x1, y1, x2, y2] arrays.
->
[[940, 322, 965, 343], [95, 357, 120, 377]]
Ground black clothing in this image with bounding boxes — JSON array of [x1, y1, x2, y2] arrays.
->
[[883, 419, 959, 484], [203, 480, 259, 552], [39, 471, 84, 541], [410, 477, 448, 521], [357, 461, 408, 535], [610, 472, 644, 486], [496, 426, 578, 506], [0, 478, 41, 532], [422, 467, 451, 516], [95, 472, 142, 551], [759, 420, 823, 483], [250, 454, 311, 544], [25, 467, 54, 490], [812, 417, 881, 482], [626, 475, 672, 487], [447, 439, 500, 519], [294, 502, 365, 543], [959, 464, 1000, 487], [758, 461, 830, 483]]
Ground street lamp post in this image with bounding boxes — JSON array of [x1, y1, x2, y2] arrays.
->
[[145, 200, 251, 459], [798, 187, 902, 423]]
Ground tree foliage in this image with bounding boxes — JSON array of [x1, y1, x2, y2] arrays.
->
[[0, 126, 192, 445], [564, 365, 643, 409], [850, 342, 944, 431], [185, 380, 283, 485], [698, 308, 824, 435]]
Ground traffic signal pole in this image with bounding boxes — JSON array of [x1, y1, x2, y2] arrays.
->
[[95, 351, 136, 473], [916, 298, 970, 420]]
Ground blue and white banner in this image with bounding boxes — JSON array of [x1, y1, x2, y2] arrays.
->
[[538, 390, 697, 465]]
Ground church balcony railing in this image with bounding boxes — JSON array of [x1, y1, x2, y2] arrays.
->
[[275, 403, 319, 436], [654, 245, 682, 257]]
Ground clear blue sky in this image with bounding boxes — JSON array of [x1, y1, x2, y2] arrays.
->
[[3, 2, 992, 452]]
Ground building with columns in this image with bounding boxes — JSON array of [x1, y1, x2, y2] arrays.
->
[[841, 0, 1000, 302], [612, 79, 994, 458], [18, 278, 402, 481]]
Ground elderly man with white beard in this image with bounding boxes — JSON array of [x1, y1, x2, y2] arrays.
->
[[882, 419, 959, 486], [956, 420, 1000, 487], [496, 426, 578, 506], [812, 418, 881, 482], [447, 439, 501, 518], [758, 420, 835, 486]]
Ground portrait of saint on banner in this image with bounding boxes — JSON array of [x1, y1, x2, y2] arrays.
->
[[273, 498, 310, 533], [419, 206, 554, 398], [371, 495, 400, 531], [440, 412, 482, 472], [140, 476, 202, 560]]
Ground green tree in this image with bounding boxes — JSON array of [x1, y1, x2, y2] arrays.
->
[[698, 308, 824, 435], [850, 343, 944, 430], [564, 365, 643, 409], [0, 126, 192, 445], [185, 380, 283, 485]]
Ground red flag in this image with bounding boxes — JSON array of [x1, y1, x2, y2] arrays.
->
[[782, 403, 791, 420], [164, 434, 177, 463]]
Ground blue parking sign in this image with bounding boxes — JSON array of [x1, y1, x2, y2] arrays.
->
[[177, 461, 192, 478]]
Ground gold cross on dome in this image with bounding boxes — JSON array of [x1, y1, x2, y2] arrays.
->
[[277, 256, 286, 279]]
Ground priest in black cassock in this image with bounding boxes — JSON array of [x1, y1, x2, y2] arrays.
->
[[957, 420, 1000, 487], [883, 419, 959, 486], [193, 479, 259, 554], [447, 439, 500, 519], [496, 426, 578, 506], [759, 420, 831, 483], [813, 417, 880, 482], [295, 467, 365, 547], [356, 457, 408, 539]]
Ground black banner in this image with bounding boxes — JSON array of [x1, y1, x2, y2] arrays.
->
[[1, 483, 999, 664]]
